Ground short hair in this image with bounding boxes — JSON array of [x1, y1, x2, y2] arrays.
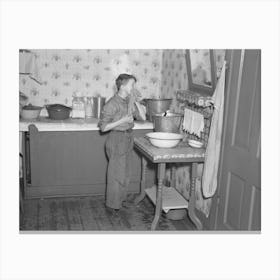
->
[[115, 73, 137, 91]]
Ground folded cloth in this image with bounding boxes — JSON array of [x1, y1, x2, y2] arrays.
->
[[183, 108, 191, 132], [183, 108, 204, 137]]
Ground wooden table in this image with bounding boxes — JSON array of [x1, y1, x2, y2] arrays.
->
[[134, 137, 205, 230]]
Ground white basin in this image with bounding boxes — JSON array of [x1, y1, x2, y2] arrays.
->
[[146, 132, 183, 148]]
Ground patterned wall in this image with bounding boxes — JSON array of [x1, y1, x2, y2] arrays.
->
[[160, 49, 188, 98], [20, 49, 225, 105], [19, 49, 163, 106]]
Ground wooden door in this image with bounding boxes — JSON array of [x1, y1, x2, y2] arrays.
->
[[215, 49, 261, 230]]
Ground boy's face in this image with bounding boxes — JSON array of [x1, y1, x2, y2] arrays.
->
[[121, 78, 135, 97]]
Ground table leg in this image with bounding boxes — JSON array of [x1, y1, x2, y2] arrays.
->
[[188, 162, 203, 230], [134, 156, 148, 205], [151, 163, 166, 231]]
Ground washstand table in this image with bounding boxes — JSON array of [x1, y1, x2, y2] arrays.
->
[[134, 137, 205, 230]]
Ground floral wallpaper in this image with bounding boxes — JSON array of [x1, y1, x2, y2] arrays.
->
[[160, 49, 188, 98], [19, 49, 225, 105], [19, 49, 163, 106]]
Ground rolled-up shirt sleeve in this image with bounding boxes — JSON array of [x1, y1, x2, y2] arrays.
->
[[98, 100, 117, 131]]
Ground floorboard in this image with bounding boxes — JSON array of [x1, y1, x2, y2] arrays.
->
[[38, 199, 52, 230], [20, 199, 38, 230], [21, 194, 196, 231], [54, 199, 70, 230], [78, 197, 99, 231]]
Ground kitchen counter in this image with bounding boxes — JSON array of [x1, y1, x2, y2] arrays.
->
[[19, 117, 153, 132], [20, 118, 155, 199]]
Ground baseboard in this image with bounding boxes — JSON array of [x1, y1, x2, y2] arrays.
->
[[25, 181, 146, 199]]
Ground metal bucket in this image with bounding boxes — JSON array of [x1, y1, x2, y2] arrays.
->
[[93, 96, 106, 119], [145, 98, 172, 121], [153, 112, 183, 133]]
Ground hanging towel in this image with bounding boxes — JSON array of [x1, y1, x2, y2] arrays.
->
[[202, 61, 226, 198], [183, 108, 204, 137], [19, 51, 32, 73], [19, 51, 42, 84]]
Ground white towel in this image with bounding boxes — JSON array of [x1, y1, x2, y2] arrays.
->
[[183, 108, 204, 137], [202, 61, 226, 198], [19, 51, 42, 84], [19, 51, 31, 73]]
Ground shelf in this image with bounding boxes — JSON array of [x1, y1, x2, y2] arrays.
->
[[145, 185, 188, 213]]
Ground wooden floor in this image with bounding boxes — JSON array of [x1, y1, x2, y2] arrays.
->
[[20, 194, 196, 231]]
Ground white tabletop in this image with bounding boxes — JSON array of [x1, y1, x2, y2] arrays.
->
[[19, 117, 154, 132]]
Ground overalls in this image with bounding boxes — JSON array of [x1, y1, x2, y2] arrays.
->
[[98, 94, 144, 209], [105, 129, 134, 209]]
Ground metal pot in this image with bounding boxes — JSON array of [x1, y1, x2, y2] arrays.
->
[[145, 98, 172, 121], [21, 103, 43, 120], [153, 112, 183, 133], [93, 96, 106, 119], [46, 104, 72, 120]]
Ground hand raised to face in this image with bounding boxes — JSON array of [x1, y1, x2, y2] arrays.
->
[[131, 88, 142, 102]]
